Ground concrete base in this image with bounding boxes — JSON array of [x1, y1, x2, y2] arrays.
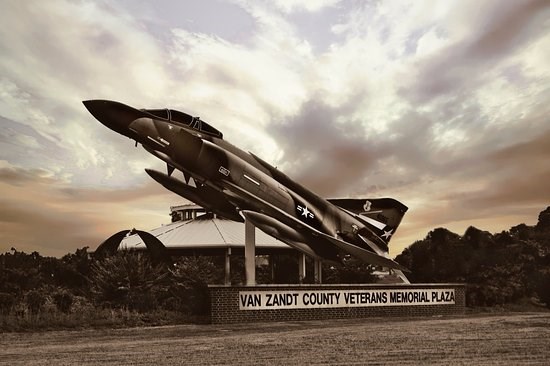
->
[[209, 283, 465, 324]]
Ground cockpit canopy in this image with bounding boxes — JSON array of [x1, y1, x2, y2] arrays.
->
[[142, 108, 223, 139]]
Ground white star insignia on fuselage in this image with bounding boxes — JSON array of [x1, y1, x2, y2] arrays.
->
[[381, 229, 393, 240], [297, 205, 314, 219]]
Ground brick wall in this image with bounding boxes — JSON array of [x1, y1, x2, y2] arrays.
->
[[209, 284, 465, 324]]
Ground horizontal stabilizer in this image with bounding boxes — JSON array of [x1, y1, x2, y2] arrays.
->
[[329, 197, 408, 247]]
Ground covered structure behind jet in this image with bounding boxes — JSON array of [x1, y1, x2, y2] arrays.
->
[[83, 100, 409, 278]]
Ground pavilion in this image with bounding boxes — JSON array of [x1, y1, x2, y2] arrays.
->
[[119, 204, 322, 284]]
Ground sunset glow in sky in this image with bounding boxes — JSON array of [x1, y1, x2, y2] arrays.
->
[[1, 0, 549, 257]]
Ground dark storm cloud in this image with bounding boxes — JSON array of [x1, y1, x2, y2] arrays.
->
[[268, 98, 461, 198], [402, 0, 549, 102], [468, 0, 548, 59], [269, 102, 409, 196], [267, 99, 380, 196]]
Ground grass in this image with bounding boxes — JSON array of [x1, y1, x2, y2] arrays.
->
[[1, 313, 549, 365], [0, 308, 204, 332]]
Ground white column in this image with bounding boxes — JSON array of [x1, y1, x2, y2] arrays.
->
[[270, 255, 275, 283], [224, 247, 231, 285], [298, 253, 306, 283], [245, 218, 256, 286], [314, 259, 322, 284]]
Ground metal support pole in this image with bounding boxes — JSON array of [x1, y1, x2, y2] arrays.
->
[[224, 247, 231, 285], [270, 255, 275, 283], [314, 259, 322, 284], [245, 218, 256, 286], [298, 253, 306, 283]]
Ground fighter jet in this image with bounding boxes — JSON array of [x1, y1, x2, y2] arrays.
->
[[83, 100, 410, 277]]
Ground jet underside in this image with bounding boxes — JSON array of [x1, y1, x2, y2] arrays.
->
[[83, 100, 409, 273]]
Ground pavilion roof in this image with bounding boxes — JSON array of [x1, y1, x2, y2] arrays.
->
[[120, 215, 291, 251]]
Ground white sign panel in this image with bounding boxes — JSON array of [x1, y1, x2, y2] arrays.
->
[[239, 289, 455, 310]]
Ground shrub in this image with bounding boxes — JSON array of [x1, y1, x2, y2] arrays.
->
[[26, 289, 48, 314], [532, 270, 550, 308], [89, 251, 169, 311], [52, 289, 73, 313], [168, 257, 218, 315], [0, 292, 15, 315]]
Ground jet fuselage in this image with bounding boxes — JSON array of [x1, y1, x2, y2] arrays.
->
[[83, 100, 408, 271]]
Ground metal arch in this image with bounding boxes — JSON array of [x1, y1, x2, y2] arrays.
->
[[135, 230, 171, 264], [94, 230, 130, 258]]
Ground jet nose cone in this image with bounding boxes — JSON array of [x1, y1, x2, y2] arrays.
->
[[83, 100, 145, 136]]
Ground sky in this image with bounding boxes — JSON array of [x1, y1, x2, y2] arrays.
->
[[0, 0, 549, 258]]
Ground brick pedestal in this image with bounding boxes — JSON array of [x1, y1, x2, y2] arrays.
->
[[209, 283, 465, 324]]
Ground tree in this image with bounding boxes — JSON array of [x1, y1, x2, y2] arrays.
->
[[52, 288, 73, 313], [168, 256, 219, 315], [395, 207, 550, 308], [535, 206, 550, 232]]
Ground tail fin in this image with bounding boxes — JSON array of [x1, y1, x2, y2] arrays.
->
[[328, 198, 408, 248]]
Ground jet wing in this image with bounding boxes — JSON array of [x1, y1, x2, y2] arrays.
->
[[145, 169, 243, 222], [222, 180, 409, 272]]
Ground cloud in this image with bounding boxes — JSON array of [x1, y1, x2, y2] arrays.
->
[[401, 0, 550, 103], [270, 0, 341, 14], [0, 0, 176, 187], [0, 164, 55, 186], [467, 0, 548, 60], [268, 99, 376, 196], [0, 165, 180, 256], [0, 0, 549, 259], [452, 130, 550, 210]]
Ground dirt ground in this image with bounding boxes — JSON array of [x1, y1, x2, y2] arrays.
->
[[1, 313, 549, 365]]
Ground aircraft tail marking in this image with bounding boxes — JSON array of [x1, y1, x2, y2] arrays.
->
[[329, 198, 408, 246]]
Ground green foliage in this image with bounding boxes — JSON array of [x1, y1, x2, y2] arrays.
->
[[26, 289, 47, 314], [2, 207, 549, 330], [58, 247, 92, 292], [52, 288, 73, 313], [229, 255, 246, 285], [272, 254, 299, 284], [0, 248, 219, 330], [396, 206, 550, 308], [536, 207, 550, 231], [0, 247, 92, 297], [89, 251, 170, 312], [0, 292, 15, 315], [323, 258, 376, 284], [168, 256, 220, 315]]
